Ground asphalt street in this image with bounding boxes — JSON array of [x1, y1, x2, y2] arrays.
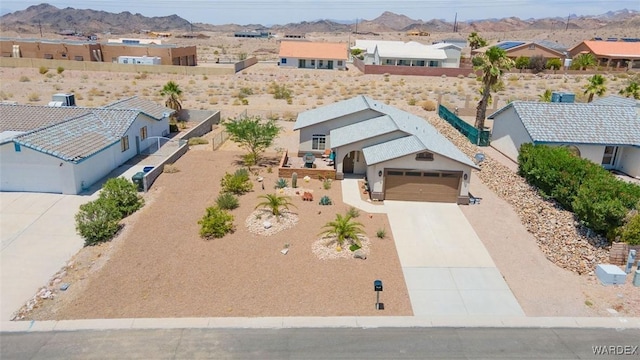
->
[[2, 327, 639, 359]]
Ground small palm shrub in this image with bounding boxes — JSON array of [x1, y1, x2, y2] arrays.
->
[[275, 178, 288, 189], [322, 179, 332, 190], [221, 169, 253, 194], [319, 195, 332, 205], [320, 213, 364, 247], [19, 76, 30, 82], [198, 206, 235, 239], [255, 194, 296, 216], [376, 228, 387, 239], [216, 192, 239, 210]]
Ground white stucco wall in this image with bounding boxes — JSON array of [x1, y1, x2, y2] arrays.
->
[[441, 47, 461, 68], [618, 146, 640, 178], [490, 107, 534, 161], [297, 109, 384, 154], [0, 143, 68, 193], [365, 152, 473, 198], [278, 57, 346, 70]]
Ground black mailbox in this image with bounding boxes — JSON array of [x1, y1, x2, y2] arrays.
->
[[374, 280, 383, 292]]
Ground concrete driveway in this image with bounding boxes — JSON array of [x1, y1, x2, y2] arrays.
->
[[384, 200, 524, 317], [0, 192, 97, 321]]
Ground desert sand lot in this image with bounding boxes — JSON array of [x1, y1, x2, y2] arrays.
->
[[2, 28, 640, 320]]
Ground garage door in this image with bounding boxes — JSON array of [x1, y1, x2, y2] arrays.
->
[[384, 170, 461, 203]]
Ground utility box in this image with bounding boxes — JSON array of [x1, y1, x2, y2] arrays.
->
[[595, 264, 626, 285], [551, 92, 575, 103]]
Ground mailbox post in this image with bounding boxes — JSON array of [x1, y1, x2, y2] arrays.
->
[[374, 280, 384, 310]]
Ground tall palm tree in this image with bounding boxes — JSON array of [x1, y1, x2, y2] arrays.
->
[[538, 89, 552, 102], [584, 74, 607, 103], [473, 46, 515, 129], [160, 81, 183, 112], [255, 194, 295, 217], [319, 213, 364, 247], [619, 81, 640, 100]]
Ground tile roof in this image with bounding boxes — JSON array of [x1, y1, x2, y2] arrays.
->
[[295, 95, 478, 168], [103, 96, 174, 119], [362, 135, 424, 165], [329, 115, 398, 148], [15, 110, 140, 162], [488, 101, 640, 145], [571, 40, 640, 58], [278, 41, 348, 61], [591, 95, 640, 108], [473, 41, 566, 57], [0, 97, 168, 162]]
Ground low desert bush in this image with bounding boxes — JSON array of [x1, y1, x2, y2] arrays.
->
[[56, 66, 65, 74], [75, 197, 121, 246], [163, 164, 179, 173], [28, 93, 41, 102], [19, 76, 30, 82], [188, 137, 209, 146], [100, 177, 145, 217], [221, 169, 253, 194], [419, 100, 437, 111], [275, 178, 288, 189], [216, 192, 240, 210], [346, 207, 360, 218], [198, 206, 235, 239], [39, 66, 49, 75], [376, 228, 387, 239], [322, 179, 332, 190]]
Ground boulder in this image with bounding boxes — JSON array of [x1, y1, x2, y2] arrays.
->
[[353, 250, 367, 260]]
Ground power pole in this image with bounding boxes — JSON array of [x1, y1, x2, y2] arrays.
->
[[38, 20, 43, 37], [355, 18, 358, 35], [453, 12, 458, 33], [565, 14, 570, 31]]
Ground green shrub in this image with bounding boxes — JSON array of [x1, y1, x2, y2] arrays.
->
[[56, 66, 65, 74], [323, 179, 332, 190], [319, 195, 332, 205], [220, 169, 253, 194], [346, 207, 360, 218], [243, 152, 257, 167], [188, 137, 209, 146], [198, 206, 235, 239], [619, 213, 640, 245], [100, 177, 144, 217], [75, 198, 121, 246], [216, 192, 239, 210], [275, 178, 288, 189], [39, 66, 49, 75], [349, 243, 361, 252], [19, 76, 30, 82], [572, 176, 628, 235], [376, 228, 387, 239]]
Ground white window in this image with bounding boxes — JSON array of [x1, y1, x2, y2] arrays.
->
[[121, 135, 129, 152], [312, 134, 326, 150], [319, 60, 323, 67], [311, 60, 315, 66], [386, 59, 393, 65], [337, 60, 343, 66]]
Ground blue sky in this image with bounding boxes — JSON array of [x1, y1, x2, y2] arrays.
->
[[1, 0, 638, 25]]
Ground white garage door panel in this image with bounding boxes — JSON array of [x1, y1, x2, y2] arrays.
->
[[1, 163, 63, 193]]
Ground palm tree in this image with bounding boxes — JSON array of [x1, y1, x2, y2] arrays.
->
[[584, 74, 606, 103], [619, 81, 640, 100], [160, 81, 183, 112], [572, 53, 596, 70], [538, 89, 552, 102], [319, 213, 364, 247], [255, 194, 296, 217], [467, 32, 487, 50], [473, 46, 515, 129]]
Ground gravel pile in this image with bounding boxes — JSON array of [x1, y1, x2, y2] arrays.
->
[[425, 115, 609, 274]]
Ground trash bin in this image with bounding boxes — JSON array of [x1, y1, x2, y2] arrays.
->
[[131, 171, 145, 191]]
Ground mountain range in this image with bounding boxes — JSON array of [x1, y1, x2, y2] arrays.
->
[[1, 3, 639, 35]]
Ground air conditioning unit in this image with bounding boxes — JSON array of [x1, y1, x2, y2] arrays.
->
[[51, 93, 76, 107]]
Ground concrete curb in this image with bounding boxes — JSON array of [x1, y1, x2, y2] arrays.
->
[[2, 316, 639, 332]]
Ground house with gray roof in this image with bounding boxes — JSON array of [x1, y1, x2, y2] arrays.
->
[[0, 96, 173, 194], [293, 96, 478, 204], [488, 101, 640, 178]]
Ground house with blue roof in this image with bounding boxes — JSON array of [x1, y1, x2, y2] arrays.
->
[[488, 98, 640, 178], [0, 96, 173, 194], [293, 96, 479, 204]]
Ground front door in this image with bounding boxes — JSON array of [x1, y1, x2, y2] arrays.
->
[[327, 60, 333, 69], [343, 152, 355, 173], [298, 59, 306, 68], [601, 146, 618, 167]]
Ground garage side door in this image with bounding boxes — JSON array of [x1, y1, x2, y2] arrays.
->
[[384, 170, 461, 203]]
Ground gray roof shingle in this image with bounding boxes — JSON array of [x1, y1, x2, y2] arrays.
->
[[296, 95, 478, 168], [103, 96, 174, 119], [488, 101, 640, 145], [329, 115, 397, 148]]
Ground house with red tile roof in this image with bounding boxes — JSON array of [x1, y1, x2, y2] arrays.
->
[[568, 40, 640, 69], [278, 41, 348, 70]]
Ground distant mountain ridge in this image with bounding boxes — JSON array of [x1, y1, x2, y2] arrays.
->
[[0, 3, 638, 35]]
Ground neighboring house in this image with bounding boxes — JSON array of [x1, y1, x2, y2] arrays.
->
[[293, 96, 479, 204], [278, 41, 347, 70], [434, 38, 468, 49], [488, 100, 640, 178], [471, 41, 567, 62], [568, 40, 640, 69], [0, 96, 173, 194], [353, 40, 461, 68]]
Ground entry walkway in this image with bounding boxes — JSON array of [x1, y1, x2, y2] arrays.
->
[[342, 178, 524, 316]]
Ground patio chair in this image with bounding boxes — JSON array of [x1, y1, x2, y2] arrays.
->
[[321, 149, 331, 159]]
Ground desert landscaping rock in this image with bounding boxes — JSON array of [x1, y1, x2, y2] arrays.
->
[[246, 209, 299, 236], [312, 235, 371, 261]]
